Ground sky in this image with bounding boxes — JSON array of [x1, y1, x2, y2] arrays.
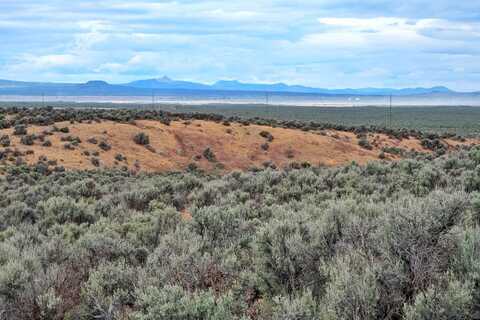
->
[[1, 1, 480, 91]]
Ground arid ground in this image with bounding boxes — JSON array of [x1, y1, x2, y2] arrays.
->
[[1, 119, 477, 172]]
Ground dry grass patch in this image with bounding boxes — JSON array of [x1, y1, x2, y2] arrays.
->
[[0, 119, 476, 172]]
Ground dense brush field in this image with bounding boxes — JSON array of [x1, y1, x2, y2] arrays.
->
[[163, 104, 480, 136], [1, 106, 480, 319], [2, 146, 480, 319]]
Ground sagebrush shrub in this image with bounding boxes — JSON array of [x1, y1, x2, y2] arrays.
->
[[203, 148, 216, 162], [134, 132, 150, 145], [0, 146, 479, 318], [13, 124, 27, 135]]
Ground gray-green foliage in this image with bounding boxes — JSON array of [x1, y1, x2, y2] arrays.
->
[[81, 260, 138, 319], [270, 290, 320, 320], [1, 150, 480, 318], [403, 278, 473, 320], [133, 285, 235, 320]]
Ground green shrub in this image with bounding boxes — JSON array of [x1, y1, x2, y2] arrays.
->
[[64, 143, 74, 150], [87, 137, 98, 144], [203, 147, 216, 162], [269, 291, 320, 320], [115, 153, 126, 162], [133, 285, 235, 320], [382, 146, 405, 156], [20, 134, 35, 145], [98, 141, 111, 151], [254, 209, 343, 297], [38, 196, 94, 227], [259, 130, 274, 142], [320, 251, 379, 319], [134, 132, 150, 145], [13, 124, 27, 135], [145, 229, 210, 290], [81, 260, 138, 319], [91, 157, 100, 167], [403, 279, 473, 320], [358, 137, 373, 150], [0, 134, 10, 147]]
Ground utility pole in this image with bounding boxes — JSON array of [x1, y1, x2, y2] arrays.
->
[[385, 96, 388, 128], [389, 94, 393, 128], [151, 90, 155, 110]]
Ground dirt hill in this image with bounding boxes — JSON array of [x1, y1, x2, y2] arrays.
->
[[0, 119, 476, 172]]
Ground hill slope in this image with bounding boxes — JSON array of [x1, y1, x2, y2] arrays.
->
[[0, 119, 476, 172]]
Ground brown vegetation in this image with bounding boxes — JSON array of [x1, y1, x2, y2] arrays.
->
[[0, 119, 477, 172]]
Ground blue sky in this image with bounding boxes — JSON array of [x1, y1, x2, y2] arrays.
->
[[1, 0, 480, 90]]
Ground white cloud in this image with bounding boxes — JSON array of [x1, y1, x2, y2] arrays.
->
[[302, 17, 480, 55], [318, 17, 412, 30], [11, 54, 77, 71], [301, 32, 367, 48], [317, 17, 480, 42], [73, 20, 111, 52], [1, 1, 480, 90]]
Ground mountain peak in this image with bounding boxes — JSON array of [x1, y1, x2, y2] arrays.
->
[[0, 78, 466, 97], [156, 76, 173, 83], [431, 86, 452, 92], [214, 80, 241, 85], [85, 80, 109, 86]]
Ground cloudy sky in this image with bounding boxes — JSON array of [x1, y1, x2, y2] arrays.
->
[[1, 0, 480, 90]]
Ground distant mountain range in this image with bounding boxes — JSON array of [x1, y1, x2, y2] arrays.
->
[[124, 77, 458, 96], [0, 77, 476, 97]]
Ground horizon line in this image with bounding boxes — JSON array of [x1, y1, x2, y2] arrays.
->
[[0, 77, 474, 93]]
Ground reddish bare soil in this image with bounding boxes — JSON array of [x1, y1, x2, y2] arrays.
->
[[0, 119, 477, 172]]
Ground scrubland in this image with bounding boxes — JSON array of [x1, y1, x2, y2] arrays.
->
[[1, 107, 480, 319]]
